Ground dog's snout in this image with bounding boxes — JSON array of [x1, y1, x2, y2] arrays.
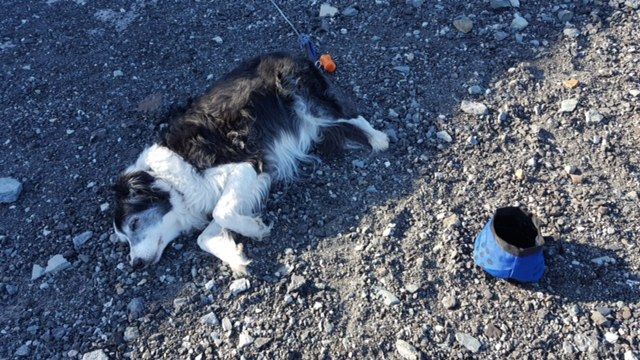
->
[[131, 257, 146, 270]]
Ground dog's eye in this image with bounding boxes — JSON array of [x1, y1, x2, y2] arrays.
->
[[130, 218, 140, 231]]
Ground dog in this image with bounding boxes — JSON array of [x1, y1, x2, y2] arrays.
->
[[113, 52, 389, 274]]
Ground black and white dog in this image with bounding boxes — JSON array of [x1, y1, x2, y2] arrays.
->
[[113, 52, 389, 274]]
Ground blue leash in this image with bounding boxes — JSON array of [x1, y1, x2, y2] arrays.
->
[[268, 0, 319, 63]]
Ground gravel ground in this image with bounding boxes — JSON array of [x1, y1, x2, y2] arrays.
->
[[1, 0, 639, 359]]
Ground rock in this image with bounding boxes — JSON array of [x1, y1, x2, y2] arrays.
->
[[15, 343, 29, 357], [113, 70, 123, 77], [0, 177, 22, 203], [230, 278, 250, 296], [625, 351, 638, 360], [436, 131, 452, 143], [455, 332, 482, 353], [375, 287, 400, 306], [319, 3, 338, 17], [585, 110, 603, 124], [393, 65, 410, 75], [443, 214, 460, 228], [31, 264, 45, 280], [406, 0, 424, 8], [287, 274, 306, 293], [574, 332, 599, 352], [127, 298, 144, 318], [453, 16, 473, 33], [509, 0, 520, 7], [200, 312, 219, 326], [123, 326, 139, 342], [460, 100, 489, 115], [395, 339, 420, 360], [604, 332, 618, 344], [569, 174, 583, 185], [238, 331, 254, 349], [342, 6, 358, 17], [515, 169, 525, 181], [204, 279, 217, 292], [468, 85, 483, 95], [82, 349, 109, 360], [563, 79, 579, 89], [485, 323, 502, 338], [562, 341, 574, 355], [441, 294, 458, 309], [173, 297, 188, 311], [494, 31, 509, 41], [557, 10, 574, 22], [45, 254, 71, 273], [590, 310, 608, 326], [213, 36, 223, 44], [630, 89, 640, 97], [73, 231, 93, 249], [254, 337, 272, 350], [405, 283, 420, 293], [222, 317, 233, 332], [591, 256, 616, 266], [560, 99, 578, 113], [564, 28, 580, 38], [5, 284, 18, 295], [490, 0, 511, 9], [511, 14, 528, 30]]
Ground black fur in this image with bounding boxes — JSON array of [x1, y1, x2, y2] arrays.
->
[[114, 52, 371, 231], [113, 171, 172, 231], [159, 52, 370, 172]]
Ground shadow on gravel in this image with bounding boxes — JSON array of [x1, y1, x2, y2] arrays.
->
[[1, 0, 629, 357], [515, 237, 637, 302]]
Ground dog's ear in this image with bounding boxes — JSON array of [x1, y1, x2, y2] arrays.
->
[[113, 171, 157, 200]]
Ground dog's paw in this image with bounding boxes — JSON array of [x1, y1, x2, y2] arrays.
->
[[252, 217, 272, 241], [229, 243, 252, 277], [369, 130, 390, 152]]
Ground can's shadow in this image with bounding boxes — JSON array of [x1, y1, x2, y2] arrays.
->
[[514, 236, 638, 303]]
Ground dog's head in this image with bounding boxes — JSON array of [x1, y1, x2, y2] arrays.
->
[[113, 171, 179, 269]]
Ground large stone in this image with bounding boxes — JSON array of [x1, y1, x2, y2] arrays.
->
[[123, 326, 139, 342], [237, 331, 254, 349], [511, 14, 529, 30], [456, 332, 482, 353], [557, 10, 574, 22], [490, 0, 511, 9], [82, 349, 109, 360], [0, 177, 22, 203], [460, 100, 489, 115], [45, 254, 71, 273], [374, 287, 400, 306], [230, 278, 250, 296], [73, 231, 93, 249], [453, 16, 473, 33], [200, 312, 219, 326], [396, 339, 420, 360], [560, 99, 578, 113], [319, 3, 338, 17], [31, 264, 45, 280]]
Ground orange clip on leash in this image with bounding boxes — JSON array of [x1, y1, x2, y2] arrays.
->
[[269, 0, 337, 74], [318, 54, 336, 73]]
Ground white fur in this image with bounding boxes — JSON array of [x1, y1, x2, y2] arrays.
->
[[122, 145, 269, 274], [338, 116, 389, 152], [265, 98, 330, 182], [119, 110, 388, 273]]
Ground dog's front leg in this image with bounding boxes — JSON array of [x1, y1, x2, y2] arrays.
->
[[197, 221, 251, 276]]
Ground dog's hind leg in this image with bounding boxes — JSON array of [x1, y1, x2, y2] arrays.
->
[[197, 221, 250, 275], [212, 163, 272, 240], [336, 116, 389, 152]]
